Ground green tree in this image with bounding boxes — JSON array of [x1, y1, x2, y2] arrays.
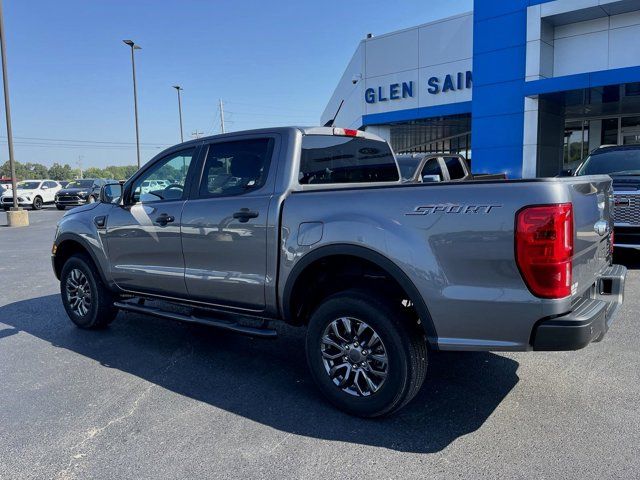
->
[[84, 167, 108, 179], [48, 163, 74, 180]]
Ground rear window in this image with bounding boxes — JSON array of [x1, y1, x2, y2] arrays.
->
[[299, 135, 399, 185]]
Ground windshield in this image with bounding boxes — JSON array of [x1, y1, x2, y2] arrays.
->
[[396, 157, 421, 179], [66, 180, 95, 188], [17, 181, 40, 190], [577, 149, 640, 176]]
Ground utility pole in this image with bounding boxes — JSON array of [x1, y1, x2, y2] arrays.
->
[[0, 0, 27, 226], [123, 40, 141, 169], [77, 155, 84, 179], [191, 130, 204, 139], [219, 98, 225, 133], [172, 85, 184, 142]]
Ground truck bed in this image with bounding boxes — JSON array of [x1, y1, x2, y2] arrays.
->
[[279, 176, 614, 351]]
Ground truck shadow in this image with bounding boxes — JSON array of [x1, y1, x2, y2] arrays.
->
[[0, 294, 520, 454]]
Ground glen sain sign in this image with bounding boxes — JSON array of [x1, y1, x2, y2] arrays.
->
[[365, 70, 472, 104]]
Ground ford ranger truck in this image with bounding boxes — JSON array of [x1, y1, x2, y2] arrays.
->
[[51, 127, 626, 417]]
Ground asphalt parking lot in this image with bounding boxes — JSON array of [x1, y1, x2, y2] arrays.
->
[[1, 208, 639, 479]]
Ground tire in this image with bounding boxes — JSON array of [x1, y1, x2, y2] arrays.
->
[[56, 204, 66, 210], [2, 206, 8, 211], [60, 254, 118, 329], [32, 196, 43, 210], [305, 289, 428, 418]]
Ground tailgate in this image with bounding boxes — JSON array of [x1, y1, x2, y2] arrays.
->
[[570, 176, 614, 296]]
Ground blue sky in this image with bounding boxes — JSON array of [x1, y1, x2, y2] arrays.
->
[[0, 0, 472, 168]]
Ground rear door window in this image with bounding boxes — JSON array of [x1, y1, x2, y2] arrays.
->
[[300, 135, 399, 184], [198, 138, 274, 197], [444, 156, 467, 180]]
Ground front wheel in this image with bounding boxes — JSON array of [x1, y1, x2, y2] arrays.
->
[[56, 204, 66, 211], [305, 290, 428, 417], [60, 254, 118, 329]]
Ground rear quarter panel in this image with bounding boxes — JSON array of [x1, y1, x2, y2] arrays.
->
[[280, 177, 609, 351]]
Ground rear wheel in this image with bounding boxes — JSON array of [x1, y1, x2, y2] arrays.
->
[[60, 254, 118, 329], [32, 196, 43, 210], [305, 289, 428, 417]]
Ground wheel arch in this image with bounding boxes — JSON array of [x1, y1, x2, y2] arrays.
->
[[53, 233, 110, 286], [281, 244, 438, 347]]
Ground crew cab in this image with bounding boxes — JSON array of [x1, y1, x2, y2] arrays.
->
[[52, 127, 626, 417], [569, 145, 640, 250], [397, 153, 507, 183], [2, 179, 61, 210]]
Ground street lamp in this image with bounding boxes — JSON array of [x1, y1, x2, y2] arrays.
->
[[123, 39, 141, 169], [172, 85, 184, 142], [0, 0, 27, 226]]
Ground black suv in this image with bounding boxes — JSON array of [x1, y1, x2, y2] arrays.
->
[[573, 145, 640, 250], [55, 179, 113, 210]]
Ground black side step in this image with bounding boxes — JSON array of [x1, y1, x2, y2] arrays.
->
[[114, 301, 278, 338]]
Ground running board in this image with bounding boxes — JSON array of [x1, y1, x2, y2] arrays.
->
[[114, 301, 278, 338]]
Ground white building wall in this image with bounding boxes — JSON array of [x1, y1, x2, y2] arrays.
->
[[321, 12, 474, 128], [526, 0, 640, 80]]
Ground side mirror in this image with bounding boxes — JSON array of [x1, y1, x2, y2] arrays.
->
[[100, 183, 123, 204], [41, 185, 49, 190], [421, 174, 441, 183]]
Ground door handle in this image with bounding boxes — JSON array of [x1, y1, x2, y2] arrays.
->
[[155, 213, 175, 226], [233, 208, 259, 223]]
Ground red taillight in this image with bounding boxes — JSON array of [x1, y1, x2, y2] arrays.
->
[[515, 203, 574, 299]]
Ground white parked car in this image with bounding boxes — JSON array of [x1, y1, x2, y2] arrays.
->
[[1, 179, 62, 210]]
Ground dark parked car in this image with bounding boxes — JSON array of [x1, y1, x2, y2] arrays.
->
[[571, 145, 640, 251], [55, 179, 115, 210]]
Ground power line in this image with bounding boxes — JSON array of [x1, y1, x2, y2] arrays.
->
[[0, 135, 170, 147]]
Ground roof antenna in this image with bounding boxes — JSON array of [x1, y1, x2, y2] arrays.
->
[[324, 99, 344, 127]]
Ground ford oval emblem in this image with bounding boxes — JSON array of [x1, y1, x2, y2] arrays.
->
[[594, 220, 609, 236]]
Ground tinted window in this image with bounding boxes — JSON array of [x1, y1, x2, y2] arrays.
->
[[577, 149, 640, 175], [300, 135, 399, 184], [444, 157, 466, 180], [420, 158, 443, 181], [44, 181, 58, 188], [199, 138, 273, 197], [397, 157, 421, 180], [67, 179, 94, 189], [132, 149, 195, 203]]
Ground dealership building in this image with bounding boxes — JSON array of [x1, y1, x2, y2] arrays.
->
[[321, 0, 640, 178]]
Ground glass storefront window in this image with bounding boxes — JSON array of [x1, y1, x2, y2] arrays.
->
[[563, 121, 589, 167]]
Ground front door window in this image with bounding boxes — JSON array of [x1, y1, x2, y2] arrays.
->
[[131, 149, 195, 203]]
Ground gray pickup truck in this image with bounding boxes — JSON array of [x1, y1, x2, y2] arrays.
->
[[52, 126, 626, 417]]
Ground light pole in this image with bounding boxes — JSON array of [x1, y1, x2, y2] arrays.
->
[[172, 85, 184, 142], [0, 0, 27, 226], [123, 39, 141, 169]]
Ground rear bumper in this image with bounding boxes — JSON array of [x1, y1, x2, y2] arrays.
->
[[532, 264, 627, 351]]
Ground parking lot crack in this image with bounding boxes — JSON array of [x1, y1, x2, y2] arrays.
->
[[53, 344, 193, 479]]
